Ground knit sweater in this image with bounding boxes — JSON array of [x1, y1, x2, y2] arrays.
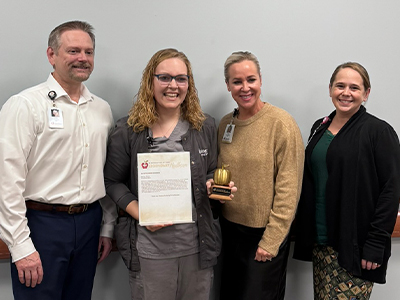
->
[[217, 102, 304, 256]]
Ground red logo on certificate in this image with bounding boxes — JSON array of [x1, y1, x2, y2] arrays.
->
[[141, 160, 148, 169]]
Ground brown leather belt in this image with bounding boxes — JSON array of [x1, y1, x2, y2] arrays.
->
[[26, 200, 90, 214]]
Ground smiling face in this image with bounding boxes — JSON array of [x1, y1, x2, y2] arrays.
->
[[226, 60, 263, 118], [329, 68, 370, 118], [47, 29, 94, 89], [153, 58, 188, 113]]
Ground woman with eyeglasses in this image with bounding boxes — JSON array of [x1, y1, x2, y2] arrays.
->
[[104, 48, 234, 300], [293, 62, 400, 299]]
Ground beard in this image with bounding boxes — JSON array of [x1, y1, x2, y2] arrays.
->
[[68, 63, 93, 82]]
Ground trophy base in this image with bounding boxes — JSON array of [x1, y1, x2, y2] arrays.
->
[[209, 185, 232, 201]]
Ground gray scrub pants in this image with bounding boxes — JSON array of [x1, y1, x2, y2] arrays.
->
[[129, 271, 144, 300], [132, 253, 213, 300]]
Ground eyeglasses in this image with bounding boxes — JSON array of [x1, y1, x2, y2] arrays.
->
[[154, 74, 189, 86]]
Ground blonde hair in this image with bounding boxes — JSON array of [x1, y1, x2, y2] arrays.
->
[[127, 48, 205, 132], [224, 51, 261, 82]]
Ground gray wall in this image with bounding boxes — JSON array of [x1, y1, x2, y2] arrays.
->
[[1, 0, 400, 299]]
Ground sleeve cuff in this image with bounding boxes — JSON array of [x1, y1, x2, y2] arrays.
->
[[258, 239, 280, 257], [9, 238, 36, 263], [100, 223, 114, 238]]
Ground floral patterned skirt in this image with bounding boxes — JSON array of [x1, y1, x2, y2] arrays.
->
[[312, 245, 373, 300]]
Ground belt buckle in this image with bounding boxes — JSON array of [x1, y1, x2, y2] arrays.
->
[[82, 204, 88, 213], [68, 204, 88, 214]]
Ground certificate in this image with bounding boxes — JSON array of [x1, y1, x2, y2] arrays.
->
[[137, 152, 193, 226]]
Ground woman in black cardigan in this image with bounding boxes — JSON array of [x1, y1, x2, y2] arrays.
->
[[293, 62, 400, 300]]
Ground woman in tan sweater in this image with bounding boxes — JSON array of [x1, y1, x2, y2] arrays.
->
[[216, 51, 304, 300]]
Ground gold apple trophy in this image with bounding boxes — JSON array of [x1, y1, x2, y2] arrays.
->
[[209, 164, 232, 201]]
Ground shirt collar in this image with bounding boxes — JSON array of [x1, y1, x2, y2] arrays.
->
[[46, 73, 94, 104]]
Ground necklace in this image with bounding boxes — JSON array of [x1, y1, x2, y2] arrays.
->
[[157, 119, 178, 138]]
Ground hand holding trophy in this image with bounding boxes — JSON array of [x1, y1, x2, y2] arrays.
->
[[209, 164, 232, 201]]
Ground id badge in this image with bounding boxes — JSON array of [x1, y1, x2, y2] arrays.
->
[[48, 107, 64, 128], [222, 124, 235, 144]]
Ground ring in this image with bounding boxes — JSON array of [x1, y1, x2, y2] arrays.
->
[[373, 263, 378, 266]]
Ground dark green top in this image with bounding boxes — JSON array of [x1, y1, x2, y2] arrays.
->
[[311, 129, 335, 244]]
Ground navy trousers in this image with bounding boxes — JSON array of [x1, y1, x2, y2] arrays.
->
[[11, 201, 102, 300]]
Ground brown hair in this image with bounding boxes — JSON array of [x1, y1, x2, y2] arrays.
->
[[127, 48, 205, 132], [330, 62, 371, 91], [48, 20, 95, 54]]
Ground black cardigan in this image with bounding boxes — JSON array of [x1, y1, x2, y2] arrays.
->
[[293, 106, 400, 283]]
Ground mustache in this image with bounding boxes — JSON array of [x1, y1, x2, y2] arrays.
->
[[71, 63, 92, 68]]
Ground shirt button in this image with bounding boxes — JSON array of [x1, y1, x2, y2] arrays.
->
[[81, 187, 85, 191], [199, 214, 203, 218], [83, 164, 87, 169], [191, 161, 195, 165], [85, 143, 89, 147]]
